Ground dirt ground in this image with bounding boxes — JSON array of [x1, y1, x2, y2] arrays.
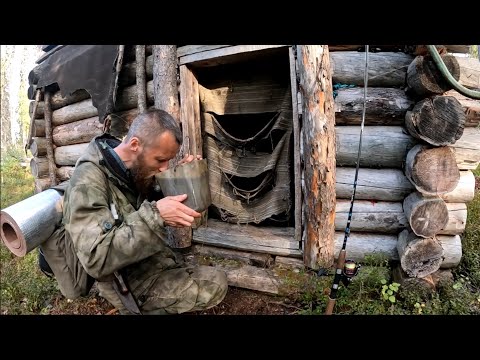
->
[[47, 286, 298, 315]]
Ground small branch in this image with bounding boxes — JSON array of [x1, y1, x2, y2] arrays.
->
[[44, 91, 57, 187], [136, 45, 147, 113]]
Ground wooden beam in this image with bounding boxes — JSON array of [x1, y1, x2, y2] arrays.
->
[[177, 45, 231, 58], [192, 219, 301, 257], [297, 45, 336, 269], [289, 47, 302, 243], [179, 45, 288, 66]]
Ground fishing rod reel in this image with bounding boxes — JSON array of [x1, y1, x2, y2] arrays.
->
[[341, 259, 361, 286]]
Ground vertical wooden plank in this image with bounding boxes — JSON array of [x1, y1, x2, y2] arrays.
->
[[297, 45, 336, 269], [153, 45, 192, 248], [179, 65, 202, 157], [179, 65, 206, 228], [289, 47, 302, 245]]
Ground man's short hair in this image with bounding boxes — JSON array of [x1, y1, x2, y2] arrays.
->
[[125, 109, 183, 147]]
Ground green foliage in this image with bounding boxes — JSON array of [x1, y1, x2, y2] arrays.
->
[[380, 279, 400, 303], [1, 146, 34, 209]]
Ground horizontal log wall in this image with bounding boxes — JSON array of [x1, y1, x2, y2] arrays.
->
[[331, 46, 477, 277]]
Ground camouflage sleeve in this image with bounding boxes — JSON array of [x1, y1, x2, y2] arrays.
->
[[65, 163, 169, 279]]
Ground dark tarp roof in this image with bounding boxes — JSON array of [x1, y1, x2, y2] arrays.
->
[[28, 45, 120, 124]]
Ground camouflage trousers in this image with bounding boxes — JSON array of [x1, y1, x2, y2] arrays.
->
[[97, 250, 228, 315]]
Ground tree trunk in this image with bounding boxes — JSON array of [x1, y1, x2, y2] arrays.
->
[[33, 81, 155, 120], [443, 89, 480, 128], [336, 167, 414, 201], [334, 232, 399, 262], [335, 126, 417, 168], [30, 157, 49, 178], [455, 56, 480, 90], [406, 54, 460, 98], [436, 234, 462, 268], [451, 127, 480, 170], [56, 166, 75, 181], [52, 116, 103, 147], [152, 45, 190, 249], [33, 119, 45, 137], [392, 266, 453, 296], [335, 200, 407, 233], [119, 53, 153, 87], [397, 229, 444, 278], [135, 45, 147, 114], [440, 203, 467, 235], [405, 95, 466, 146], [403, 191, 449, 238], [405, 144, 460, 195], [30, 137, 48, 157], [330, 51, 413, 87], [54, 143, 89, 166], [30, 89, 90, 118], [297, 45, 336, 269], [334, 87, 414, 125], [441, 170, 475, 203]]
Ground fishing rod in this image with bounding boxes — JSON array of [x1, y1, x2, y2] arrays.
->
[[325, 45, 369, 315]]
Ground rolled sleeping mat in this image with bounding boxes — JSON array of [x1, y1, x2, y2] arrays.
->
[[0, 188, 64, 257]]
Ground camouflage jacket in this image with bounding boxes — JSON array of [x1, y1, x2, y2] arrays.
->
[[62, 133, 169, 280]]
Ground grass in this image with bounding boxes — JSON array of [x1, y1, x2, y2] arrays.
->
[[0, 147, 59, 314], [0, 146, 479, 315]]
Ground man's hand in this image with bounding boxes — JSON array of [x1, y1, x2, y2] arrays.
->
[[178, 154, 202, 165], [155, 194, 201, 227]]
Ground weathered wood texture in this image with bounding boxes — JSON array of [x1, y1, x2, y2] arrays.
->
[[153, 45, 190, 249], [33, 81, 155, 123], [455, 56, 480, 90], [215, 263, 281, 294], [405, 144, 460, 195], [178, 45, 287, 66], [451, 127, 480, 170], [177, 45, 231, 58], [119, 53, 153, 86], [30, 89, 91, 118], [406, 54, 460, 98], [30, 158, 75, 182], [43, 91, 57, 186], [335, 126, 417, 168], [437, 234, 462, 268], [135, 45, 147, 114], [179, 66, 202, 156], [34, 178, 51, 193], [30, 137, 48, 157], [440, 203, 467, 235], [327, 45, 470, 54], [274, 256, 305, 270], [403, 192, 449, 238], [54, 143, 89, 166], [405, 95, 466, 146], [335, 200, 407, 233], [330, 51, 413, 87], [52, 116, 103, 147], [336, 167, 414, 201], [192, 219, 301, 257], [397, 229, 444, 278], [56, 166, 75, 181], [30, 157, 49, 178], [33, 119, 45, 137], [334, 232, 399, 262], [441, 170, 476, 203], [334, 87, 414, 125], [444, 90, 480, 127], [191, 244, 273, 268], [297, 45, 336, 269], [392, 266, 453, 295]]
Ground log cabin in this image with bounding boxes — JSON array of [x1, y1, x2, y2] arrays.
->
[[25, 44, 480, 295]]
